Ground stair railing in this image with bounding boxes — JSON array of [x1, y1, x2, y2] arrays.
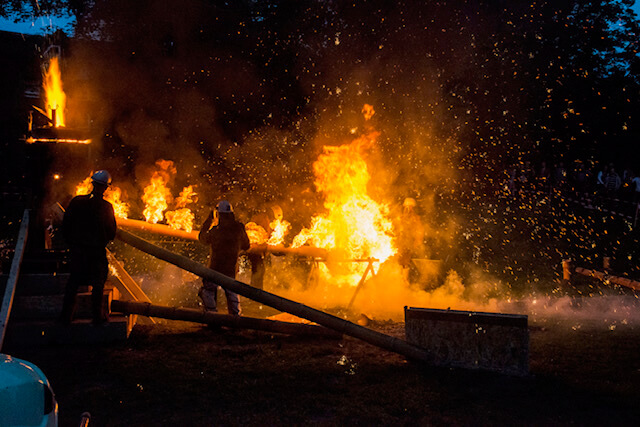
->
[[0, 209, 30, 351]]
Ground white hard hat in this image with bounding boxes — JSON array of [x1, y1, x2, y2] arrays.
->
[[91, 170, 112, 186], [216, 200, 233, 213]]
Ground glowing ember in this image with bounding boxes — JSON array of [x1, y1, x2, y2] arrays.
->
[[166, 185, 197, 232], [292, 130, 396, 285], [43, 57, 66, 127], [75, 176, 130, 218]]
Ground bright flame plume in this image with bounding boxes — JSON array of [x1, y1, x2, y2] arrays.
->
[[267, 218, 291, 246], [292, 131, 396, 285], [166, 185, 198, 232], [43, 57, 66, 127], [142, 174, 172, 224]]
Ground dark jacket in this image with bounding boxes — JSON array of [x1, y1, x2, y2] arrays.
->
[[63, 193, 117, 249], [199, 212, 250, 277]]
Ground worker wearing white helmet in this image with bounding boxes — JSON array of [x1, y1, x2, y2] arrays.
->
[[198, 200, 250, 315], [60, 170, 117, 325]]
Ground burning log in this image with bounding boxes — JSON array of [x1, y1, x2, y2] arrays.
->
[[115, 228, 434, 363], [247, 243, 328, 258], [116, 217, 199, 240], [25, 126, 92, 145], [111, 300, 341, 338], [116, 217, 328, 258]]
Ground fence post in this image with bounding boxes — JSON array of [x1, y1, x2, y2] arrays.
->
[[562, 259, 572, 284]]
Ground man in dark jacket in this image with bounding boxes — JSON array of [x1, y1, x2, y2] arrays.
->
[[198, 200, 250, 315], [60, 170, 117, 324]]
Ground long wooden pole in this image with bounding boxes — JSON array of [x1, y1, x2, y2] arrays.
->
[[115, 228, 433, 363], [111, 300, 341, 338], [116, 217, 328, 258], [0, 210, 30, 350], [116, 218, 199, 240]]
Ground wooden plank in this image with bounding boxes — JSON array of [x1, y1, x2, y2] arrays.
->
[[13, 273, 69, 296], [3, 316, 131, 347], [106, 249, 154, 324], [106, 249, 152, 303], [11, 288, 117, 321], [0, 210, 30, 350]]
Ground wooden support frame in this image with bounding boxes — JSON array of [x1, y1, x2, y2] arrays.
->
[[106, 249, 156, 324], [347, 258, 378, 309], [116, 228, 434, 363]]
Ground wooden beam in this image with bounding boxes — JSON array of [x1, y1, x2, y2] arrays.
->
[[0, 210, 30, 350], [574, 267, 640, 291], [106, 249, 152, 303], [111, 300, 341, 338], [106, 249, 156, 324]]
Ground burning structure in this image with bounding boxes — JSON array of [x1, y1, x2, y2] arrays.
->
[[26, 50, 91, 145]]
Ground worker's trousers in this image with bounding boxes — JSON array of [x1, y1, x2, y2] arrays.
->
[[61, 247, 109, 324], [200, 279, 240, 316]]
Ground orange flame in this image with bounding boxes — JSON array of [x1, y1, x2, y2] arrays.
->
[[105, 186, 130, 219], [175, 185, 197, 208], [165, 208, 195, 232], [43, 57, 66, 127], [166, 185, 198, 232], [74, 177, 92, 196], [267, 218, 291, 246], [142, 174, 172, 224], [75, 176, 130, 218], [292, 131, 396, 284], [142, 160, 176, 224], [245, 222, 269, 244]]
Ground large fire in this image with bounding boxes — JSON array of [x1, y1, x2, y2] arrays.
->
[[141, 161, 197, 232], [292, 131, 396, 285], [75, 176, 130, 218], [43, 57, 66, 128]]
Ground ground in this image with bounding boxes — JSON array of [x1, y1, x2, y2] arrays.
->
[[5, 310, 640, 426]]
